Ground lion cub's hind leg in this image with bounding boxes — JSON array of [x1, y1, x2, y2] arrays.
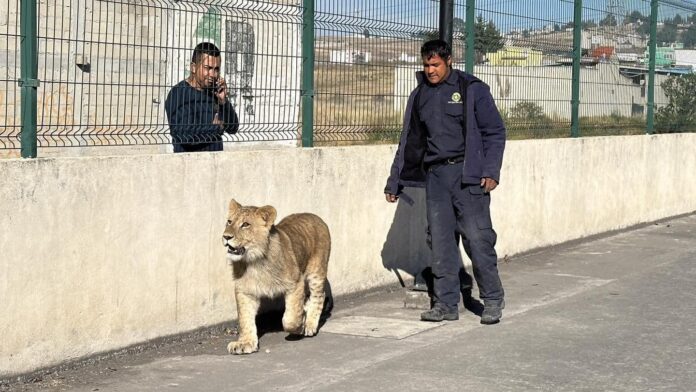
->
[[303, 271, 327, 337], [282, 282, 306, 335]]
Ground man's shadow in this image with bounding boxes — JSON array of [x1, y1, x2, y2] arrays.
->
[[380, 187, 483, 315]]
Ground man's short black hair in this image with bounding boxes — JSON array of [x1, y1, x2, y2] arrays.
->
[[421, 39, 452, 60], [192, 42, 221, 64]]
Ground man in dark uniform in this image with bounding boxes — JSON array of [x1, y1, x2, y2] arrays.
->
[[385, 39, 506, 324], [165, 42, 239, 153]]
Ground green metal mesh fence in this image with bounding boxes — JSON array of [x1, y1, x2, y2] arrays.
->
[[653, 0, 696, 133], [12, 0, 304, 151], [470, 0, 576, 139], [2, 0, 696, 154], [577, 0, 653, 136], [313, 0, 439, 145], [0, 0, 20, 150]]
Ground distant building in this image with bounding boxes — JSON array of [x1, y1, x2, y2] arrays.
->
[[616, 52, 639, 63], [330, 50, 371, 65], [675, 49, 696, 71], [399, 53, 419, 63], [487, 46, 543, 66], [643, 46, 676, 67], [592, 46, 615, 61]]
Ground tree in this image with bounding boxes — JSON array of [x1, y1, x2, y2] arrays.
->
[[656, 23, 678, 45], [672, 14, 684, 26], [455, 15, 504, 61], [453, 17, 466, 34], [363, 29, 370, 39], [624, 10, 646, 25], [482, 20, 504, 53], [689, 13, 696, 24], [472, 15, 503, 55], [655, 74, 696, 133], [582, 19, 597, 29], [682, 25, 696, 48], [599, 14, 618, 27], [554, 23, 561, 32]]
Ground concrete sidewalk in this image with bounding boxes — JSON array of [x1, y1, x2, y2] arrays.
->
[[4, 214, 696, 392]]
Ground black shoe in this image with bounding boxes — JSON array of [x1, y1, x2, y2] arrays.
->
[[421, 307, 459, 322], [480, 299, 505, 325]]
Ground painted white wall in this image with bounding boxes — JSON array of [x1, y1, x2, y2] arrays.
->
[[2, 134, 696, 377]]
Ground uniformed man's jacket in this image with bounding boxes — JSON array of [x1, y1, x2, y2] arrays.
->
[[385, 69, 506, 197]]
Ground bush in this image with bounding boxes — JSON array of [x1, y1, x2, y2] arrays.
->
[[503, 101, 559, 137], [655, 74, 696, 133]]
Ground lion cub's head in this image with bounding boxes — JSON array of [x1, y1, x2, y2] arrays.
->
[[222, 199, 277, 263]]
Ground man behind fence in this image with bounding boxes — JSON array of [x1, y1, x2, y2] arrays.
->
[[165, 42, 239, 153], [384, 39, 507, 324]]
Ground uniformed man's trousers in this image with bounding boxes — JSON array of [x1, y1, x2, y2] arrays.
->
[[425, 161, 504, 311]]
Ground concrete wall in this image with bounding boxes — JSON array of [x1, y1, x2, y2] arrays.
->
[[2, 133, 696, 376]]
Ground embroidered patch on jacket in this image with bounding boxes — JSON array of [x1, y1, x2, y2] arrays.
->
[[448, 92, 463, 104]]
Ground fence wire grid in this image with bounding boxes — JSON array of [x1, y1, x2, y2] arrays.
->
[[2, 0, 696, 154]]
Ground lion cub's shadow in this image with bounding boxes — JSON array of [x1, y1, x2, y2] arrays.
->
[[248, 280, 334, 341]]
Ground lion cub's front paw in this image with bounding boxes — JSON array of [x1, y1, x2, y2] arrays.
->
[[227, 338, 259, 355], [303, 325, 318, 337]]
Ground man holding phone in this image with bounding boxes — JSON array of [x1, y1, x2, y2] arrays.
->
[[165, 42, 239, 153]]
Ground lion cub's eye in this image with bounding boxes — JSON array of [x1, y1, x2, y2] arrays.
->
[[241, 222, 250, 229], [226, 220, 232, 226]]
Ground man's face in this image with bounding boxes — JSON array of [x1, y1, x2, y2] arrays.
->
[[190, 54, 221, 89], [422, 54, 452, 85]]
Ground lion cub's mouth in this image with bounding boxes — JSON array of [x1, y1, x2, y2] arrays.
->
[[227, 245, 246, 256]]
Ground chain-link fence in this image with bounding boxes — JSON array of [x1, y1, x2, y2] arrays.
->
[[2, 0, 696, 156]]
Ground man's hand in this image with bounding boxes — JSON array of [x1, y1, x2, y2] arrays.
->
[[480, 177, 498, 193], [215, 77, 228, 104], [385, 193, 398, 203]]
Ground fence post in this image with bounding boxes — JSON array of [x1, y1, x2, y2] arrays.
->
[[571, 0, 582, 138], [20, 0, 39, 158], [439, 0, 454, 45], [301, 0, 315, 147], [646, 0, 658, 135], [465, 0, 475, 74]]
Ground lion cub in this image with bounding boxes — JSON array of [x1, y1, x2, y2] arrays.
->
[[222, 199, 331, 355]]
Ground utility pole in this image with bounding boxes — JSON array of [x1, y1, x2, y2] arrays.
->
[[439, 0, 454, 45]]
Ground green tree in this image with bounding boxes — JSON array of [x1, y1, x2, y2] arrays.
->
[[689, 13, 696, 24], [453, 17, 466, 34], [456, 15, 504, 61], [599, 14, 618, 27], [655, 74, 696, 133], [672, 14, 684, 26], [582, 19, 597, 29], [482, 19, 504, 53], [472, 15, 503, 55], [624, 10, 646, 25], [656, 23, 678, 45], [683, 25, 696, 48], [363, 28, 370, 39]]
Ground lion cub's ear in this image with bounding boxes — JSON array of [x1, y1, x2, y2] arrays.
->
[[257, 206, 277, 228], [229, 199, 242, 215]]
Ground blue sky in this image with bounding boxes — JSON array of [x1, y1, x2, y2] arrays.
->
[[315, 0, 696, 34]]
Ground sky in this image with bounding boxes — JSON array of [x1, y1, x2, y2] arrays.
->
[[315, 0, 696, 35]]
